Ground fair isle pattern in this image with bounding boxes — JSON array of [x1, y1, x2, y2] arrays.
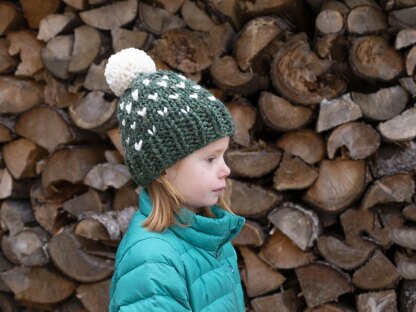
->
[[117, 71, 235, 186]]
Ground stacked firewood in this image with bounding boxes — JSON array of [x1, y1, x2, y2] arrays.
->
[[0, 0, 416, 311]]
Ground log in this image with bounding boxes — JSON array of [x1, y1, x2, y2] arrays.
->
[[250, 289, 302, 312], [235, 16, 282, 71], [19, 0, 60, 29], [225, 148, 282, 178], [44, 72, 85, 109], [316, 93, 362, 133], [352, 250, 400, 290], [271, 32, 346, 105], [113, 184, 139, 211], [368, 206, 405, 248], [346, 5, 387, 35], [273, 152, 318, 191], [351, 86, 408, 121], [0, 200, 35, 235], [0, 169, 30, 200], [395, 250, 416, 279], [356, 290, 397, 312], [239, 246, 285, 298], [295, 263, 353, 308], [0, 266, 76, 306], [390, 227, 416, 250], [15, 106, 77, 153], [60, 297, 88, 312], [62, 188, 111, 218], [148, 0, 185, 13], [389, 7, 416, 30], [84, 163, 131, 191], [405, 45, 416, 75], [403, 203, 416, 221], [40, 35, 74, 80], [276, 128, 325, 164], [63, 0, 88, 10], [68, 25, 102, 73], [304, 160, 366, 213], [315, 2, 347, 35], [79, 0, 138, 30], [3, 138, 47, 179], [48, 227, 114, 282], [268, 202, 321, 250], [258, 92, 313, 132], [227, 98, 257, 147], [138, 2, 185, 36], [395, 28, 416, 49], [204, 0, 242, 30], [399, 280, 416, 312], [111, 28, 151, 53], [0, 2, 22, 35], [0, 293, 18, 312], [181, 0, 215, 32], [232, 221, 265, 247], [210, 56, 268, 95], [37, 12, 80, 42], [327, 121, 380, 159], [349, 36, 404, 81], [227, 179, 282, 217], [83, 59, 112, 93], [76, 279, 111, 312], [69, 91, 117, 132], [0, 39, 17, 74], [361, 173, 414, 210], [258, 228, 316, 269], [378, 107, 416, 142], [106, 127, 124, 158], [0, 77, 44, 114]]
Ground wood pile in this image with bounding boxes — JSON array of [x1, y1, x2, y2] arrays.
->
[[0, 0, 416, 311]]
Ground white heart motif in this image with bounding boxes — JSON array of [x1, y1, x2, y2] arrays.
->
[[143, 79, 150, 86], [134, 140, 143, 152], [175, 82, 185, 89], [147, 125, 156, 135], [132, 90, 139, 101], [192, 85, 201, 90], [208, 96, 216, 101], [148, 93, 158, 101], [126, 137, 130, 143], [137, 107, 147, 117], [189, 93, 198, 99], [122, 119, 126, 126], [119, 101, 125, 110], [178, 74, 186, 80], [157, 107, 168, 116], [130, 121, 136, 129], [125, 102, 132, 114], [162, 75, 169, 80], [157, 81, 168, 88], [180, 106, 191, 114], [169, 94, 179, 99]]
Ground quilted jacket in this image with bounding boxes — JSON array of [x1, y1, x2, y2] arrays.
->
[[109, 189, 246, 312]]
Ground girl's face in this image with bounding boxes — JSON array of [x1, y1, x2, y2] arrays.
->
[[165, 136, 231, 210]]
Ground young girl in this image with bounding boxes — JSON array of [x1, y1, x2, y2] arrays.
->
[[105, 48, 246, 311]]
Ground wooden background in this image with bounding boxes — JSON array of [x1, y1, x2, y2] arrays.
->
[[0, 0, 416, 311]]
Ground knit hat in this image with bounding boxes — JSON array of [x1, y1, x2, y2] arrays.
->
[[104, 48, 235, 186]]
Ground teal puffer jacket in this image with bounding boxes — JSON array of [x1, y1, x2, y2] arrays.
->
[[109, 189, 246, 312]]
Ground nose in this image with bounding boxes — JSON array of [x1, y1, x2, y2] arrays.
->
[[219, 159, 231, 178]]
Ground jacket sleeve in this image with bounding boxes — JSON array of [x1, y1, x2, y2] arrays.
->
[[109, 237, 192, 312]]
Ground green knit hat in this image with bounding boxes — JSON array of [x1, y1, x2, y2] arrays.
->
[[104, 48, 235, 186]]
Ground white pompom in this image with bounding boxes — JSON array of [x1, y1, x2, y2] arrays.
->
[[105, 48, 156, 97]]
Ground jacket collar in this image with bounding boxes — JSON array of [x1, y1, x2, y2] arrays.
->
[[139, 189, 245, 252]]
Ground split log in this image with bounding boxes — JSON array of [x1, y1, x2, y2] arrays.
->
[[0, 2, 22, 35], [352, 250, 400, 290], [273, 153, 318, 191], [181, 0, 215, 32], [395, 28, 416, 49], [83, 59, 112, 93], [316, 93, 362, 133], [346, 5, 387, 35], [80, 0, 138, 30], [0, 293, 18, 312], [400, 280, 416, 312], [259, 92, 313, 132], [295, 263, 353, 308], [368, 206, 404, 248], [60, 297, 87, 312], [390, 227, 416, 250], [357, 290, 397, 312], [210, 56, 268, 95], [84, 163, 131, 191], [276, 128, 325, 164], [76, 279, 111, 312], [15, 106, 78, 153], [235, 17, 283, 71], [111, 28, 151, 53], [69, 91, 117, 132], [361, 173, 414, 210], [403, 203, 416, 221], [378, 107, 416, 142], [41, 145, 105, 192], [148, 0, 185, 13], [0, 77, 44, 114], [106, 127, 124, 158], [232, 221, 265, 247], [63, 0, 88, 10], [0, 200, 35, 235], [227, 98, 257, 147], [68, 25, 102, 73], [113, 184, 139, 211], [19, 0, 60, 29], [405, 45, 416, 75], [40, 35, 74, 80], [351, 86, 408, 121], [48, 227, 114, 282], [327, 122, 380, 159], [227, 179, 282, 217], [271, 32, 346, 105], [204, 0, 242, 30], [315, 1, 348, 35], [395, 250, 416, 279], [63, 188, 111, 218], [304, 160, 366, 213], [258, 228, 316, 269], [37, 12, 80, 42], [0, 39, 17, 74], [239, 246, 285, 298], [44, 72, 85, 109], [389, 7, 416, 30], [138, 2, 185, 36], [225, 148, 281, 178], [3, 138, 47, 179], [268, 202, 321, 250], [369, 140, 416, 178], [0, 266, 76, 307], [250, 289, 302, 312], [349, 36, 404, 81]]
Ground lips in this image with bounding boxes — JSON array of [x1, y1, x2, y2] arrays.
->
[[213, 187, 225, 192]]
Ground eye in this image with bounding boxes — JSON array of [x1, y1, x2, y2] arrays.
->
[[206, 156, 216, 163]]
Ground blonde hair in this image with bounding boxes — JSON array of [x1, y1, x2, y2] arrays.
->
[[143, 175, 233, 232]]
